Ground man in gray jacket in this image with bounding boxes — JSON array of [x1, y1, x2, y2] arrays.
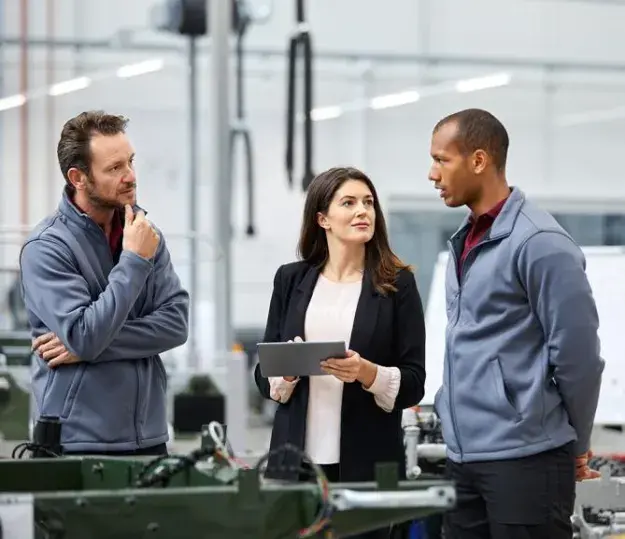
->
[[20, 110, 189, 456], [429, 108, 604, 538]]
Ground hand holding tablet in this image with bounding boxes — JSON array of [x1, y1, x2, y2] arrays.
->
[[320, 349, 363, 383]]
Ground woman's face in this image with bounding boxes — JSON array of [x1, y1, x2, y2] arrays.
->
[[317, 179, 376, 245]]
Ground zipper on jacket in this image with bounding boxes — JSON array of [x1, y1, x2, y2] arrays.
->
[[447, 243, 463, 460], [447, 234, 501, 461], [135, 363, 141, 447], [90, 220, 142, 448]]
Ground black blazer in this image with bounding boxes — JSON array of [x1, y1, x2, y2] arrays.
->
[[254, 261, 426, 482]]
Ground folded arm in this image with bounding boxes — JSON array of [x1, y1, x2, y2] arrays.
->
[[517, 231, 604, 456], [93, 232, 189, 362], [20, 238, 153, 362]]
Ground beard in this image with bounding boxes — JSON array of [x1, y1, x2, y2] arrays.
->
[[85, 176, 135, 210]]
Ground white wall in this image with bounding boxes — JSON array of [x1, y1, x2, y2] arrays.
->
[[2, 0, 625, 331]]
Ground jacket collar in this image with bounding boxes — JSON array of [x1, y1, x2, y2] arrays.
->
[[452, 186, 525, 242], [58, 186, 146, 229]]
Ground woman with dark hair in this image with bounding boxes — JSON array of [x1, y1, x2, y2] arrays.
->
[[254, 166, 426, 536]]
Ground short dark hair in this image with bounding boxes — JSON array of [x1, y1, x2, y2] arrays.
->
[[57, 110, 129, 191], [297, 166, 411, 295], [434, 108, 509, 171]]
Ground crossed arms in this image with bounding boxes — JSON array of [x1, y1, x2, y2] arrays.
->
[[20, 233, 189, 364]]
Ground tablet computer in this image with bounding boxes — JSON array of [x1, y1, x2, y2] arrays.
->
[[257, 340, 347, 377]]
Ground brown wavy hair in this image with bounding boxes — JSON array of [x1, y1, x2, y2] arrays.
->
[[297, 166, 411, 295]]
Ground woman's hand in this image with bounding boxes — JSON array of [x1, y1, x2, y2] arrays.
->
[[321, 349, 367, 383]]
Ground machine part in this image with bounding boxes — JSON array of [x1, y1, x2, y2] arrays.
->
[[229, 0, 273, 237], [285, 0, 315, 191], [572, 510, 625, 538], [331, 486, 455, 511], [572, 466, 625, 538], [11, 415, 63, 459], [0, 434, 456, 539], [0, 494, 34, 539], [403, 425, 421, 479]]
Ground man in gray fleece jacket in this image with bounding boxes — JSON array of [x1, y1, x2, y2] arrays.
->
[[20, 111, 189, 455], [428, 108, 604, 539]]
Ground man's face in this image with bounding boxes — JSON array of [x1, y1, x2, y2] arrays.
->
[[428, 121, 480, 208], [83, 132, 137, 209]]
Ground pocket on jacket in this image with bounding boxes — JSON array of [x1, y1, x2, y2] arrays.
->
[[489, 357, 522, 423], [433, 386, 460, 453], [61, 362, 138, 444], [60, 363, 87, 418], [154, 357, 168, 391]]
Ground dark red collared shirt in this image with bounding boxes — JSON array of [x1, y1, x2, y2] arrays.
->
[[108, 213, 124, 257], [70, 198, 123, 256], [460, 197, 508, 268]]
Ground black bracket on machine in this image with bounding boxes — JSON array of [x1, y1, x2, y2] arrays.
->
[[285, 0, 315, 192], [230, 0, 256, 236]]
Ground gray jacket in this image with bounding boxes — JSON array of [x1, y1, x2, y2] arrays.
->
[[435, 187, 604, 463], [20, 190, 189, 453]]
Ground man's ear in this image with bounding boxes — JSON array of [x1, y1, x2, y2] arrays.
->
[[67, 167, 86, 190], [472, 150, 488, 175]]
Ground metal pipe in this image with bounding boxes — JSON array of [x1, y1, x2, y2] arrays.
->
[[19, 0, 29, 232], [46, 0, 56, 211], [2, 36, 625, 73], [187, 36, 199, 370], [209, 0, 233, 354]]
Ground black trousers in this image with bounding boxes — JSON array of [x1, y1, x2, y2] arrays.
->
[[443, 443, 575, 539], [64, 442, 168, 457]]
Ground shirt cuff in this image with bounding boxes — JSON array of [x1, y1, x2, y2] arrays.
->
[[365, 365, 400, 395], [363, 366, 401, 412], [269, 376, 299, 403]]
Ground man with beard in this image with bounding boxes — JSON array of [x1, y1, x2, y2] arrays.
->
[[20, 111, 189, 456]]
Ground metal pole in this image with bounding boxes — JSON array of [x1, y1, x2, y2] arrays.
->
[[209, 0, 233, 354], [188, 36, 199, 371]]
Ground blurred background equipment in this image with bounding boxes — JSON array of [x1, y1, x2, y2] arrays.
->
[[285, 0, 315, 192]]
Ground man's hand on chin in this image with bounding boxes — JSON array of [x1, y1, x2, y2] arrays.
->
[[32, 332, 81, 368]]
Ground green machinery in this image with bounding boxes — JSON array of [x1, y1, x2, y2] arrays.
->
[[0, 330, 33, 441], [0, 423, 456, 538]]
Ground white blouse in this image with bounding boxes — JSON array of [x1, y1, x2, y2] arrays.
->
[[268, 274, 401, 464]]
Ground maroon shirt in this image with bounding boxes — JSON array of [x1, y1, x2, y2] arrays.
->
[[107, 213, 124, 256], [460, 197, 508, 269], [70, 198, 123, 256]]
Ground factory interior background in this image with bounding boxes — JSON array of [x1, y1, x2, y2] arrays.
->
[[1, 0, 625, 456]]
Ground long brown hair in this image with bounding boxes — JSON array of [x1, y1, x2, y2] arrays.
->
[[297, 166, 411, 295]]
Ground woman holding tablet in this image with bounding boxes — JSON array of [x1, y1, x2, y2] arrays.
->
[[254, 166, 426, 510]]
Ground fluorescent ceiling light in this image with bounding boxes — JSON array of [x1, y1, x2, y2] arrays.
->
[[48, 76, 91, 96], [455, 72, 511, 93], [369, 90, 420, 110], [116, 59, 164, 78], [311, 106, 343, 121], [0, 94, 25, 111]]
